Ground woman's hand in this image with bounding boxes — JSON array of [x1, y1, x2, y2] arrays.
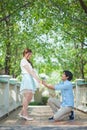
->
[[42, 80, 47, 86], [37, 80, 43, 84]]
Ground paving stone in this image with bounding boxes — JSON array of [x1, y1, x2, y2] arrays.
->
[[0, 126, 87, 130], [0, 106, 87, 130]]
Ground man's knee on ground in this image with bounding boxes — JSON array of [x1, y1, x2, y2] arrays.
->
[[54, 110, 72, 121], [54, 113, 67, 121]]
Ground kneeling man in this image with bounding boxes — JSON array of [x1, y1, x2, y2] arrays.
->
[[42, 70, 74, 121]]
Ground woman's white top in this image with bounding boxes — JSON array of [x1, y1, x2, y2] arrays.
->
[[20, 57, 39, 90], [20, 57, 32, 74]]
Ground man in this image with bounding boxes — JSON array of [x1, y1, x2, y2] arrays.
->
[[42, 70, 74, 121]]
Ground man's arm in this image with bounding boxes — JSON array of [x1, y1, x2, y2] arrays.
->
[[42, 80, 55, 90], [42, 80, 71, 90]]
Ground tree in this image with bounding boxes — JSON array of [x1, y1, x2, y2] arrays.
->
[[0, 0, 87, 79]]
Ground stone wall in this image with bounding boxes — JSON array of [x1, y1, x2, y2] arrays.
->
[[0, 75, 22, 118]]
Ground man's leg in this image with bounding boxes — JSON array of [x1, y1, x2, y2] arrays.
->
[[48, 97, 61, 113], [54, 107, 72, 121]]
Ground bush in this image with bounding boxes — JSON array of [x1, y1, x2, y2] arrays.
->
[[42, 96, 49, 105], [30, 101, 45, 105], [29, 96, 49, 106]]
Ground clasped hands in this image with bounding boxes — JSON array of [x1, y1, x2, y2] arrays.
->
[[40, 80, 47, 86]]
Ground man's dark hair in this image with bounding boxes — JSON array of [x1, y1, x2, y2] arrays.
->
[[63, 70, 73, 81]]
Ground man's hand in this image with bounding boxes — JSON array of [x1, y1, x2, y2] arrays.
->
[[42, 80, 55, 90]]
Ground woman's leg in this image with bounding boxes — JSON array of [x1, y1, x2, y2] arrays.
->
[[20, 91, 33, 117]]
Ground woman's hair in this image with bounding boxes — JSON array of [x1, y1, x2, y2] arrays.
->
[[23, 48, 33, 67], [63, 70, 73, 81], [23, 48, 32, 56]]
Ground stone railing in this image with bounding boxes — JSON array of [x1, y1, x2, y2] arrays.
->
[[0, 75, 87, 118], [0, 75, 22, 118], [73, 79, 87, 113]]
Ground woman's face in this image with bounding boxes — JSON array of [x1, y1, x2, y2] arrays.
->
[[26, 52, 32, 59]]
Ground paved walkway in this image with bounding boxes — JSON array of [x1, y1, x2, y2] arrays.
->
[[0, 106, 87, 130]]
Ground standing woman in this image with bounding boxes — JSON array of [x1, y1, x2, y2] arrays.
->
[[19, 48, 41, 120]]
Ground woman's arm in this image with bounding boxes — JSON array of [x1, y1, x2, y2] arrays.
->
[[23, 65, 41, 83], [42, 80, 55, 90]]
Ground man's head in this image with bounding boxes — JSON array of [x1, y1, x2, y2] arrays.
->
[[62, 70, 73, 81]]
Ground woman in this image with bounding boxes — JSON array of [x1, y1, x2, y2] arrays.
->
[[19, 48, 41, 120]]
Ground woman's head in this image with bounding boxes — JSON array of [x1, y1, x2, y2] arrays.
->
[[23, 48, 32, 59]]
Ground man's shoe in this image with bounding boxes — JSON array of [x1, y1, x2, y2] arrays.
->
[[69, 111, 74, 120], [48, 116, 54, 120]]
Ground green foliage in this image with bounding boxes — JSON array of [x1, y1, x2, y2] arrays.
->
[[30, 96, 49, 105], [0, 0, 87, 79], [29, 101, 42, 105], [42, 96, 49, 105]]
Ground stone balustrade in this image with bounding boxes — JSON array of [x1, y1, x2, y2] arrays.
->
[[0, 75, 87, 118], [0, 75, 22, 118], [73, 79, 87, 113]]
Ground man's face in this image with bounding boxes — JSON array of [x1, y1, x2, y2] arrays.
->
[[61, 72, 68, 81]]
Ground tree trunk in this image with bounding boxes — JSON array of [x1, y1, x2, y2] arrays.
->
[[4, 19, 11, 75], [74, 43, 79, 78], [79, 0, 87, 14], [80, 43, 84, 79]]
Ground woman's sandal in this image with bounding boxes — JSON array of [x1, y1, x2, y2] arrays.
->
[[18, 113, 33, 120]]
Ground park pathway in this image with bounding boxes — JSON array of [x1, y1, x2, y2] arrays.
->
[[0, 106, 87, 130]]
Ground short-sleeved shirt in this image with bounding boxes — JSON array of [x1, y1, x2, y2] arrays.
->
[[54, 80, 74, 107]]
